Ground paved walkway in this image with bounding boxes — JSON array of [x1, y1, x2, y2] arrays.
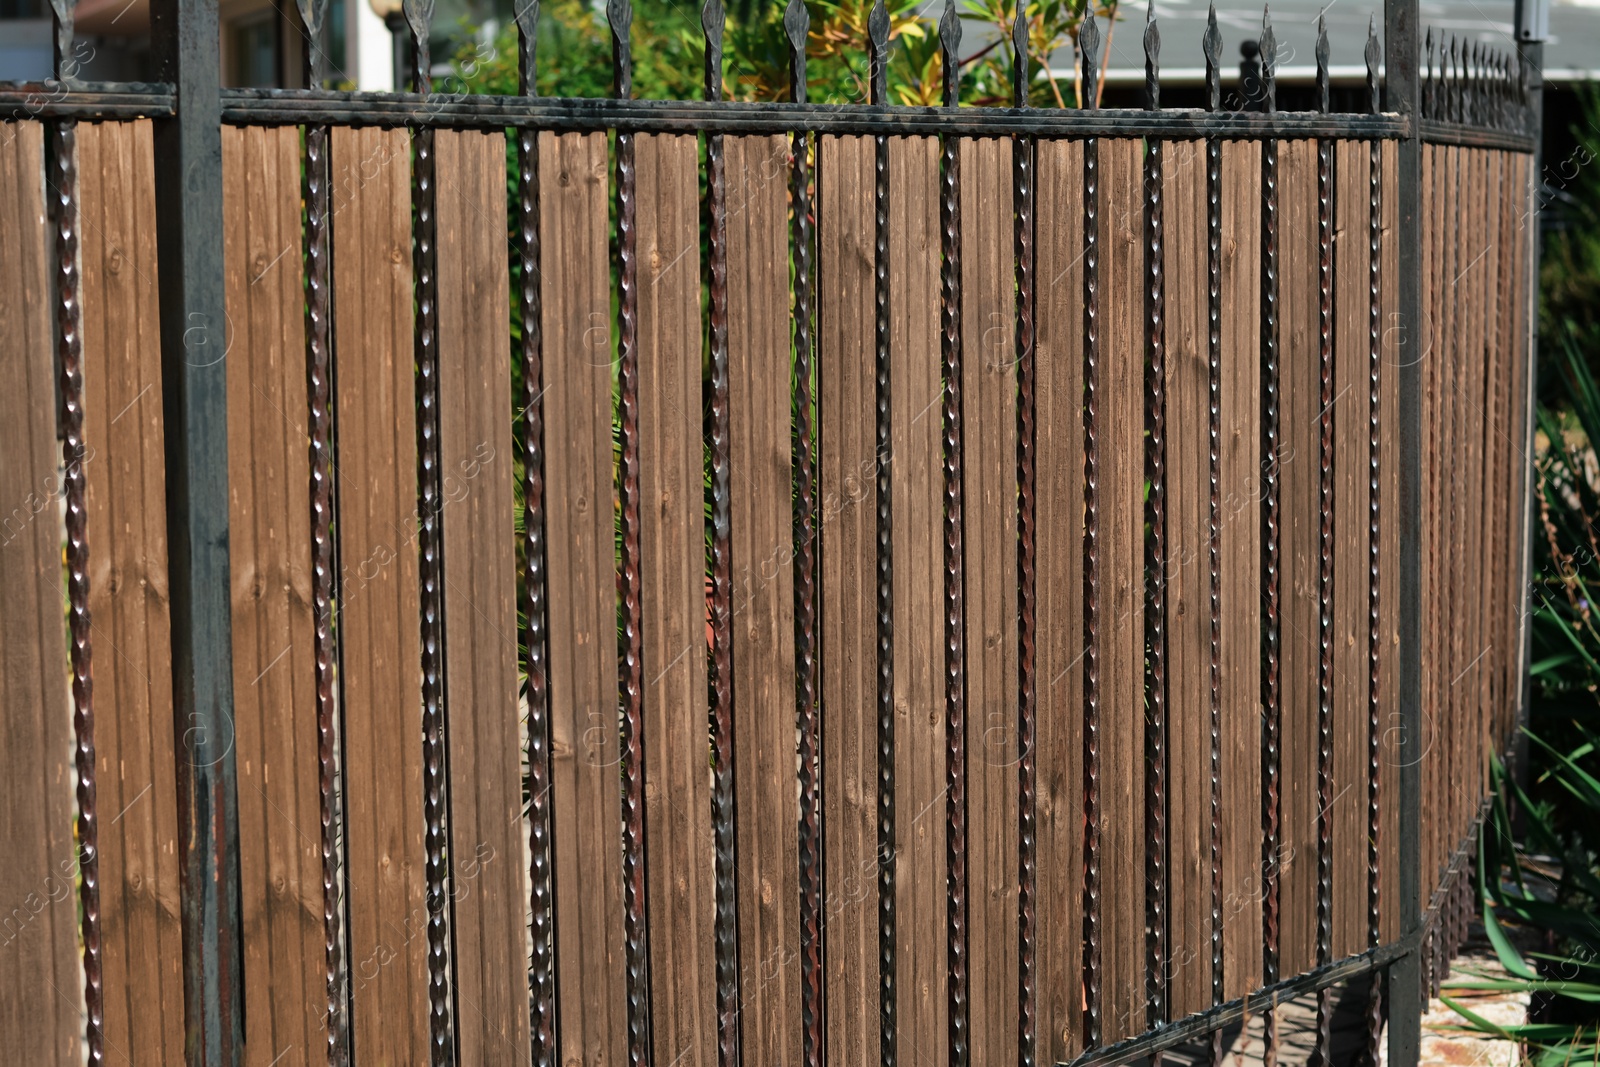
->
[[1151, 920, 1529, 1067]]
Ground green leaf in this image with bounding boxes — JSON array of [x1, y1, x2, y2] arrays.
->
[[1532, 652, 1582, 676], [1481, 902, 1541, 980]]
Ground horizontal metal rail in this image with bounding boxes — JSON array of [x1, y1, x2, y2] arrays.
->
[[1059, 791, 1494, 1067], [219, 90, 1412, 137], [1419, 118, 1536, 151], [0, 82, 1530, 150], [0, 82, 174, 119]]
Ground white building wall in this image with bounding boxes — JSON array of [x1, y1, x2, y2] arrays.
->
[[350, 0, 395, 91]]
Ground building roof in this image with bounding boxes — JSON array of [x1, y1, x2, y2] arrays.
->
[[1077, 0, 1597, 85]]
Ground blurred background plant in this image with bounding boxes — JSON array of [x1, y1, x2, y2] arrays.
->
[[1538, 85, 1600, 372], [1455, 84, 1600, 1062], [445, 0, 1120, 107]]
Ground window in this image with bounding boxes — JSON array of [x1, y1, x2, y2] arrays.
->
[[229, 11, 279, 88]]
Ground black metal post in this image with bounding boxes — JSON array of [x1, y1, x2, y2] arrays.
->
[[384, 12, 409, 93], [1511, 0, 1546, 800], [148, 1, 242, 1064], [1383, 0, 1423, 1054]]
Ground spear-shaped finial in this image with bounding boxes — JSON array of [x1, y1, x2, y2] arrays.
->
[[1364, 14, 1380, 115], [1464, 41, 1476, 123], [1474, 42, 1486, 123], [403, 0, 435, 92], [1423, 28, 1434, 118], [1143, 0, 1160, 111], [1499, 51, 1512, 128], [1447, 36, 1460, 121], [1081, 9, 1102, 109], [513, 0, 539, 94], [1203, 1, 1221, 112], [48, 0, 76, 82], [1013, 0, 1031, 107], [297, 0, 328, 86], [869, 0, 890, 105], [940, 0, 961, 106], [703, 0, 725, 101], [1315, 13, 1330, 114], [785, 0, 809, 103], [608, 0, 632, 98], [1259, 5, 1276, 112], [1497, 50, 1508, 126]]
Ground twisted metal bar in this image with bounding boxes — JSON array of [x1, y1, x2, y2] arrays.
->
[[1080, 13, 1104, 1050], [786, 6, 822, 1067], [295, 9, 348, 1061], [869, 8, 897, 1061], [1014, 3, 1039, 1059], [698, 0, 738, 1058], [1204, 132, 1226, 1064], [1313, 22, 1335, 1061], [514, 4, 556, 1062], [939, 5, 968, 1061], [403, 5, 455, 1038], [1259, 10, 1283, 1062], [614, 0, 650, 1058], [1364, 23, 1385, 1067], [1141, 1, 1168, 1040], [54, 112, 104, 1067], [1201, 9, 1224, 1066], [518, 120, 557, 1067], [302, 112, 348, 1067]]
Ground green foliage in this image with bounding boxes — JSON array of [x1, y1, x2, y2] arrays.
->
[[1530, 333, 1600, 713], [1541, 86, 1600, 362], [1461, 742, 1600, 1061], [446, 0, 1122, 107], [1465, 130, 1600, 1043]]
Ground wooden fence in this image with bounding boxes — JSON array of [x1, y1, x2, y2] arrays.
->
[[0, 0, 1538, 1065]]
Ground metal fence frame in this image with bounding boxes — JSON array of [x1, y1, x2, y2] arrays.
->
[[7, 0, 1545, 1062]]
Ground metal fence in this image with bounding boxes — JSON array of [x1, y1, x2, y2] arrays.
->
[[0, 0, 1541, 1064]]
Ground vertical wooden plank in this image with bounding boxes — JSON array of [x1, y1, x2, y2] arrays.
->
[[539, 129, 630, 1067], [1443, 146, 1471, 870], [820, 132, 880, 1067], [726, 131, 803, 1067], [1478, 157, 1493, 777], [636, 133, 713, 1067], [1422, 143, 1448, 895], [1484, 151, 1510, 758], [1158, 137, 1203, 1023], [1219, 139, 1262, 1000], [1430, 134, 1453, 905], [1511, 152, 1534, 747], [1276, 138, 1320, 980], [434, 128, 532, 1064], [1505, 152, 1532, 751], [961, 134, 1020, 1060], [1457, 145, 1477, 859], [1438, 144, 1459, 885], [1162, 138, 1211, 1019], [1448, 149, 1475, 860], [888, 134, 949, 1067], [0, 119, 82, 1067], [330, 124, 430, 1064], [1099, 135, 1151, 1039], [1035, 135, 1085, 1052], [78, 119, 186, 1065], [222, 123, 325, 1066], [1380, 139, 1401, 948], [1475, 145, 1491, 803], [1469, 151, 1498, 818], [1331, 139, 1372, 960]]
